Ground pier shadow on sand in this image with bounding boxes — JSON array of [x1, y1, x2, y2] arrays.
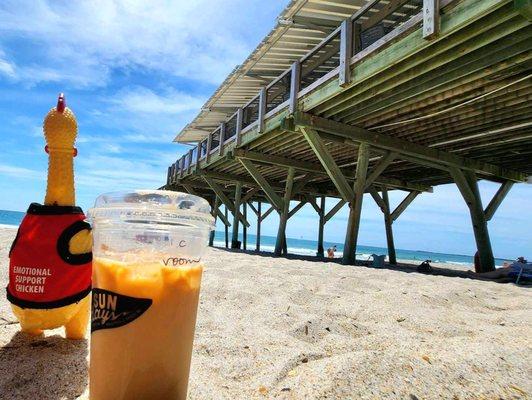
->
[[0, 331, 88, 399], [213, 246, 518, 284]]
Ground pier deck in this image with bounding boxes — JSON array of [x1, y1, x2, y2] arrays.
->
[[165, 0, 532, 271]]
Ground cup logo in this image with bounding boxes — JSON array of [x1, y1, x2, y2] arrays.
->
[[91, 288, 152, 332]]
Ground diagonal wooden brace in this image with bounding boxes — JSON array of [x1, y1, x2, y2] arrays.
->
[[390, 191, 421, 222], [364, 152, 397, 190], [182, 183, 231, 227], [325, 199, 347, 223], [203, 176, 250, 227], [238, 158, 284, 211], [288, 200, 307, 219], [300, 126, 355, 202], [484, 181, 514, 221]]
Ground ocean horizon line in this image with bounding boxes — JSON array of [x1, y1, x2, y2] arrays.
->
[[0, 209, 512, 266]]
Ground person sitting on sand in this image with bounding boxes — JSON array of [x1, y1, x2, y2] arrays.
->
[[327, 245, 337, 259]]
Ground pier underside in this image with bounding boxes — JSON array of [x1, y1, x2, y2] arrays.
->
[[166, 0, 532, 272]]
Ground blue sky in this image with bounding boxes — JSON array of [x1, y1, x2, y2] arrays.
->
[[0, 0, 530, 259]]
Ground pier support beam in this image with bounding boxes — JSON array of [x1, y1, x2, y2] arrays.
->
[[231, 182, 243, 249], [484, 181, 514, 221], [275, 167, 295, 256], [318, 196, 325, 257], [203, 176, 250, 227], [224, 206, 229, 248], [370, 187, 422, 265], [308, 196, 346, 258], [243, 202, 248, 250], [450, 168, 495, 273], [209, 197, 220, 247], [255, 201, 262, 251], [382, 188, 397, 265], [343, 143, 370, 265], [369, 187, 397, 265]]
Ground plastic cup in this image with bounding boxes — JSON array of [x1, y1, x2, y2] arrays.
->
[[87, 190, 214, 400]]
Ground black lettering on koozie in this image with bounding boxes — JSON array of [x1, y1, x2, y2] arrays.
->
[[91, 288, 152, 332]]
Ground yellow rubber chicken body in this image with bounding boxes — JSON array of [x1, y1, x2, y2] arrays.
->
[[9, 94, 91, 339]]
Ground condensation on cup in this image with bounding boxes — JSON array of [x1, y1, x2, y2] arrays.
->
[[88, 190, 214, 400]]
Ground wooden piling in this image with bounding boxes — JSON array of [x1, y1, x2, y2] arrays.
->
[[209, 196, 220, 247], [317, 196, 325, 257], [243, 202, 247, 250], [231, 182, 242, 249], [381, 187, 397, 265], [224, 206, 229, 248], [275, 167, 295, 256], [342, 143, 370, 265], [451, 168, 495, 272], [256, 201, 262, 251]]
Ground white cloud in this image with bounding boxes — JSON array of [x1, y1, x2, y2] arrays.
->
[[0, 58, 16, 78], [0, 164, 43, 180], [0, 0, 272, 87], [109, 86, 204, 114]]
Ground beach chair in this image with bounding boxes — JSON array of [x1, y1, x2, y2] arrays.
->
[[510, 262, 532, 284]]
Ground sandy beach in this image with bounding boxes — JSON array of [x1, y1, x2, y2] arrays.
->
[[0, 225, 530, 399]]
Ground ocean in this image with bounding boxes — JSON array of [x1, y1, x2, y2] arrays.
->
[[0, 209, 509, 267], [212, 231, 511, 267]]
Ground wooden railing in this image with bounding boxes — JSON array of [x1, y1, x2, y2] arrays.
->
[[168, 0, 442, 185]]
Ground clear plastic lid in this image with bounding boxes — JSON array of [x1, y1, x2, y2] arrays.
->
[[87, 190, 215, 230]]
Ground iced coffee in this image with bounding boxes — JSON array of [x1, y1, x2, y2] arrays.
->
[[88, 191, 214, 400]]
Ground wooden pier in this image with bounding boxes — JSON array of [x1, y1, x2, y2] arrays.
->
[[166, 0, 532, 272]]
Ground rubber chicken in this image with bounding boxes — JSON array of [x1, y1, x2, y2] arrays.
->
[[7, 94, 92, 339]]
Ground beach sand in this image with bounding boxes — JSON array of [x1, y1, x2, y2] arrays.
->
[[0, 226, 530, 399]]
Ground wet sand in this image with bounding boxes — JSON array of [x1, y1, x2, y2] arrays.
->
[[0, 226, 530, 399]]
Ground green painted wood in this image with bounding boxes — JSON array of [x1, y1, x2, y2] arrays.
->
[[464, 170, 496, 272], [260, 205, 275, 222], [300, 127, 355, 202], [243, 202, 247, 250], [515, 0, 532, 20], [307, 195, 321, 214], [342, 24, 531, 122], [390, 191, 421, 222], [325, 199, 346, 223], [209, 197, 220, 247], [292, 173, 312, 195], [234, 149, 430, 192], [451, 168, 495, 272], [293, 112, 526, 182], [247, 201, 259, 216], [275, 167, 295, 256], [484, 180, 514, 221], [305, 0, 515, 114], [343, 142, 370, 264], [256, 201, 262, 251], [203, 176, 250, 227], [449, 167, 475, 203], [368, 186, 387, 212], [382, 187, 397, 265], [241, 187, 260, 203], [364, 152, 397, 189], [231, 181, 243, 249], [224, 206, 229, 248], [288, 200, 307, 219], [238, 158, 283, 210], [317, 196, 325, 257]]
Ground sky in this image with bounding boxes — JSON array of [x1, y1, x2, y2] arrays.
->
[[0, 0, 530, 259]]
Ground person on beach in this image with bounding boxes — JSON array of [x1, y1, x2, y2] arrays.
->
[[327, 245, 337, 259], [468, 257, 530, 283]]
